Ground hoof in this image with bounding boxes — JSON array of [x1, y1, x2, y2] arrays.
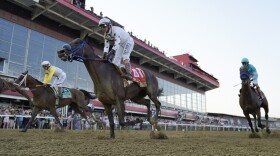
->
[[249, 133, 261, 138], [266, 129, 271, 134], [258, 124, 265, 129]]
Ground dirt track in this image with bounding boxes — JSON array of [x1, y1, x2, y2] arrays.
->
[[0, 129, 279, 156]]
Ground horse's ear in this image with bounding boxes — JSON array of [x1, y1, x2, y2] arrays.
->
[[22, 70, 28, 75], [82, 33, 89, 41]]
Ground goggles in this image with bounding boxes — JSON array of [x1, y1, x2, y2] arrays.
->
[[99, 24, 107, 28]]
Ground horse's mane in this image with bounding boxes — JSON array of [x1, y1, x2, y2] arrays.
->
[[27, 74, 43, 85]]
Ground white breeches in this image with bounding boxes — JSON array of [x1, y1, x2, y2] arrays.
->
[[51, 72, 66, 87], [112, 38, 134, 66], [250, 72, 258, 85]]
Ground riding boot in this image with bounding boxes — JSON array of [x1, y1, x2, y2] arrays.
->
[[57, 87, 61, 99], [124, 62, 132, 81], [256, 86, 263, 100], [54, 86, 60, 108]]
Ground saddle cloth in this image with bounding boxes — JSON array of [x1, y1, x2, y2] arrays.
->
[[131, 68, 147, 87], [123, 67, 147, 88], [52, 87, 72, 98]]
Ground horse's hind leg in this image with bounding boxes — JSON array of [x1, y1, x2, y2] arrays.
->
[[132, 98, 151, 123], [71, 103, 92, 129], [49, 107, 64, 129], [148, 94, 161, 131], [265, 113, 271, 134], [21, 106, 40, 132]]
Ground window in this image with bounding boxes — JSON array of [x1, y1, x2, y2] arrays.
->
[[0, 58, 7, 73]]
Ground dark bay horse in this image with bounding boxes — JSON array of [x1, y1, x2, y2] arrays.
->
[[13, 71, 97, 132], [57, 35, 162, 138], [239, 69, 270, 134]]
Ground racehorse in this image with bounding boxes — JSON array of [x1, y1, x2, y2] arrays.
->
[[57, 35, 163, 138], [13, 71, 98, 132], [0, 77, 33, 105], [239, 68, 270, 134]]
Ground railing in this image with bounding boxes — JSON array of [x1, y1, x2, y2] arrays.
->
[[1, 115, 279, 131]]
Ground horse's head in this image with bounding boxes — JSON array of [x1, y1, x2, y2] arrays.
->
[[57, 34, 98, 62], [240, 67, 251, 87], [14, 71, 40, 88]]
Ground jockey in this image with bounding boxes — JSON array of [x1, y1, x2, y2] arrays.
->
[[240, 58, 263, 100], [41, 61, 66, 99], [98, 17, 134, 80]]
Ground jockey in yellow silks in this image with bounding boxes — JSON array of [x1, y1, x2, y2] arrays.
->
[[41, 61, 66, 98]]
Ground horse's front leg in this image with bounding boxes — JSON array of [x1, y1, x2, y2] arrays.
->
[[115, 99, 126, 127], [21, 106, 40, 132], [104, 104, 115, 139], [253, 114, 259, 132], [257, 111, 265, 129], [244, 112, 255, 133]]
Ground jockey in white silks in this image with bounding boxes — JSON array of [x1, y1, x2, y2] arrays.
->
[[98, 17, 134, 80]]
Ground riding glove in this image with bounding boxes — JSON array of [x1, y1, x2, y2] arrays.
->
[[109, 49, 116, 55], [107, 49, 116, 61]]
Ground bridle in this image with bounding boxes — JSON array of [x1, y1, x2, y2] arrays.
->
[[63, 39, 105, 62], [13, 74, 28, 87]]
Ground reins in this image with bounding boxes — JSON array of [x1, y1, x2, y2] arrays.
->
[[67, 40, 107, 63]]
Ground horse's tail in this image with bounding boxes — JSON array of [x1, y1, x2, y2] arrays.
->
[[79, 89, 97, 103], [157, 88, 164, 97]]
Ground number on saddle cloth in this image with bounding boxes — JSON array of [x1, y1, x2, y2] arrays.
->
[[131, 68, 147, 87]]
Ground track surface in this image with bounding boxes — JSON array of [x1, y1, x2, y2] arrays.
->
[[0, 129, 279, 156]]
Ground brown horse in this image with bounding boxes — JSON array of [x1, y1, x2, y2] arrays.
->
[[239, 69, 270, 134], [13, 71, 98, 132], [57, 35, 162, 138], [0, 77, 33, 105]]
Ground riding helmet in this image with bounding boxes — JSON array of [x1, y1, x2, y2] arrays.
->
[[241, 58, 249, 63]]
